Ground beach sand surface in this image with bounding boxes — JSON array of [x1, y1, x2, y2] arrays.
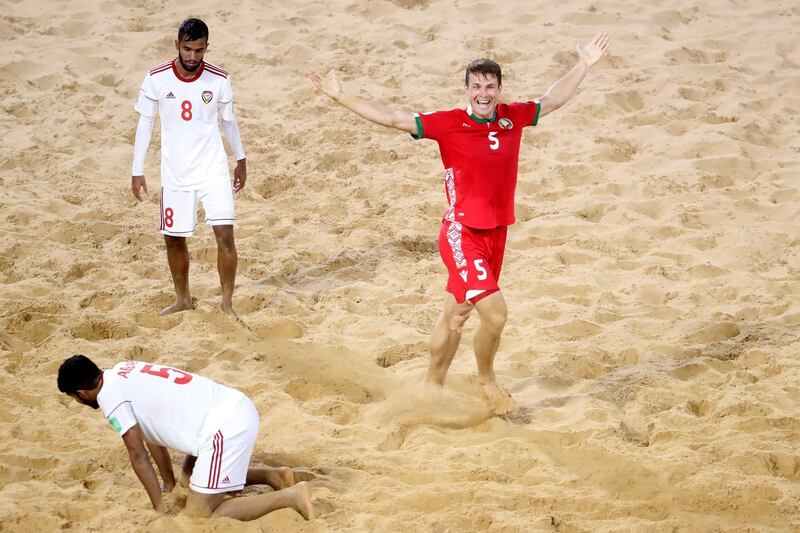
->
[[1, 0, 800, 531]]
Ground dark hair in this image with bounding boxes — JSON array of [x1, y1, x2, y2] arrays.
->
[[57, 355, 102, 394], [178, 18, 209, 42], [464, 58, 502, 87]]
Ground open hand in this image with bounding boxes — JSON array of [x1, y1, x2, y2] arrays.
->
[[577, 32, 610, 68], [308, 68, 342, 101]]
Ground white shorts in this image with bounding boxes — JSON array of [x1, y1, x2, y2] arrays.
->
[[190, 395, 259, 495], [160, 180, 235, 237]]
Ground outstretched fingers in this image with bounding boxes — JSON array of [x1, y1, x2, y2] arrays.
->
[[592, 31, 610, 52], [307, 68, 340, 99], [307, 68, 322, 88], [577, 31, 611, 67]]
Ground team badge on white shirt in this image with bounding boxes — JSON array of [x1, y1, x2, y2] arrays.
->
[[134, 59, 234, 190]]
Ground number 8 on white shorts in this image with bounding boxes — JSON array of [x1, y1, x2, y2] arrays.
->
[[160, 180, 235, 237]]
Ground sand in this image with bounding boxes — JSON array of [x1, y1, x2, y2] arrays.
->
[[2, 0, 800, 531]]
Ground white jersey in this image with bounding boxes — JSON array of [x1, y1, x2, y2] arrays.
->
[[135, 59, 235, 190], [97, 360, 246, 455]]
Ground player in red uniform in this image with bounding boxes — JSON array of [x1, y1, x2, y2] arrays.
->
[[310, 33, 610, 415]]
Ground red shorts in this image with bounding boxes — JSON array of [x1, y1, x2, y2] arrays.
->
[[438, 221, 507, 304]]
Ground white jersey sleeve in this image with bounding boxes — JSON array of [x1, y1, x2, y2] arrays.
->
[[219, 75, 233, 104], [217, 75, 244, 160], [218, 76, 235, 120], [134, 73, 159, 117], [98, 378, 137, 436], [131, 114, 155, 176], [221, 111, 245, 160]]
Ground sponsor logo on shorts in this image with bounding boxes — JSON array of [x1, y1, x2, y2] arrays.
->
[[109, 417, 122, 433], [498, 118, 513, 129], [166, 91, 176, 99], [221, 476, 230, 484], [202, 90, 213, 104]]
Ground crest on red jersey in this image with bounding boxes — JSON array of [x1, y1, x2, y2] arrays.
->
[[498, 118, 513, 129], [202, 91, 213, 104]]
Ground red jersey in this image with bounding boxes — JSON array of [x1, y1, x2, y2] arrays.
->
[[414, 101, 540, 229]]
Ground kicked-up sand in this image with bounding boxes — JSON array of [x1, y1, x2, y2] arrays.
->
[[1, 0, 800, 531]]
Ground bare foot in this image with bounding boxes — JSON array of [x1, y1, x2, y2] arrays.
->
[[292, 481, 315, 520], [220, 306, 251, 331], [160, 297, 197, 316], [221, 300, 236, 316], [479, 380, 518, 416], [273, 467, 295, 490], [265, 467, 315, 489], [293, 469, 316, 483]]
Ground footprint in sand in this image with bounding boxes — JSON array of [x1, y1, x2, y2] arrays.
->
[[284, 376, 375, 404], [685, 322, 740, 344], [254, 318, 303, 340], [374, 342, 426, 368], [686, 399, 712, 417], [70, 316, 138, 341]]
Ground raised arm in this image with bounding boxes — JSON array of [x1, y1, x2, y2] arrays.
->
[[308, 69, 417, 135], [537, 32, 610, 119]]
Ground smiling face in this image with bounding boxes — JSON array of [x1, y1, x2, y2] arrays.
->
[[465, 72, 502, 119]]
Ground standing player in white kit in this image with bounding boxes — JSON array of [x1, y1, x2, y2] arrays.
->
[[131, 18, 246, 316], [57, 355, 315, 520]]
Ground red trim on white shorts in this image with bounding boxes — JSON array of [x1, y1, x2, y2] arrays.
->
[[208, 430, 224, 488]]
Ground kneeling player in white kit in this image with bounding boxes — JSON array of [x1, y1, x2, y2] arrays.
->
[[57, 355, 315, 520], [132, 18, 246, 316]]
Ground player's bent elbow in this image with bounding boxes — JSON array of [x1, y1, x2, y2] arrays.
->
[[389, 113, 416, 134], [538, 95, 566, 118]]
